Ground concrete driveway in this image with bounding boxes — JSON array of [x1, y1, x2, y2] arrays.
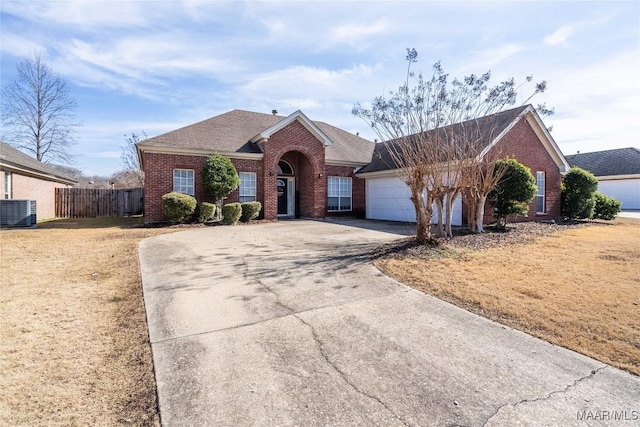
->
[[140, 219, 639, 426]]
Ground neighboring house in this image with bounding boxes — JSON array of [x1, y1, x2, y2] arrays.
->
[[138, 105, 569, 225], [137, 110, 375, 222], [0, 141, 77, 220], [357, 105, 570, 225], [565, 147, 640, 210]]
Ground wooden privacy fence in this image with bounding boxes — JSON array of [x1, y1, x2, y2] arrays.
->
[[55, 188, 144, 218]]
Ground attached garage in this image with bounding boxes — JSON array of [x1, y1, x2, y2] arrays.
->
[[596, 177, 640, 210], [566, 148, 640, 210], [365, 175, 462, 225]]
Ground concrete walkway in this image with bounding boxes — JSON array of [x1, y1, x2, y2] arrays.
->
[[140, 219, 639, 426]]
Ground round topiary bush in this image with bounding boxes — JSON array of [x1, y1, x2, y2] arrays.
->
[[161, 192, 197, 224], [593, 192, 621, 220], [194, 202, 216, 223], [240, 201, 262, 222], [222, 202, 242, 225]]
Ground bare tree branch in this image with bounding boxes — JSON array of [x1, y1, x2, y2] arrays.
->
[[121, 131, 146, 187], [354, 49, 550, 241], [1, 52, 80, 164]]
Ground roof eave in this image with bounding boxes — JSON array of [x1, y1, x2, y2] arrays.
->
[[0, 161, 78, 185]]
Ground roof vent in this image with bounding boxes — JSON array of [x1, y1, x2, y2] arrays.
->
[[272, 109, 278, 115]]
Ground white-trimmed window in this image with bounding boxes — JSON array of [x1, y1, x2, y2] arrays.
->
[[239, 172, 256, 202], [173, 169, 194, 196], [4, 171, 11, 199], [536, 171, 545, 214], [327, 176, 352, 212]]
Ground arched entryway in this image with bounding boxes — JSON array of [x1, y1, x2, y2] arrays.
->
[[276, 151, 317, 218]]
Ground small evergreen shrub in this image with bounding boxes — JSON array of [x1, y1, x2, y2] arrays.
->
[[222, 202, 242, 225], [561, 167, 598, 219], [161, 192, 197, 224], [240, 201, 262, 222], [592, 192, 621, 220], [194, 202, 216, 223]]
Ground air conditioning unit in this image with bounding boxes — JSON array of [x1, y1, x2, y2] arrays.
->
[[0, 199, 37, 228]]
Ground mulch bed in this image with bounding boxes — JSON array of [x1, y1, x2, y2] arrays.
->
[[372, 220, 601, 260]]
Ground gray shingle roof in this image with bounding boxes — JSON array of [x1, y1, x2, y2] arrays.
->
[[139, 109, 375, 164], [565, 147, 640, 176], [357, 105, 529, 174], [0, 141, 77, 184], [565, 147, 640, 177]]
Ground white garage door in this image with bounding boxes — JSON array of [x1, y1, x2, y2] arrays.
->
[[366, 177, 462, 225], [598, 179, 640, 210]]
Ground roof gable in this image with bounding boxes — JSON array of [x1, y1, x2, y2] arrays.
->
[[0, 141, 77, 184], [565, 147, 640, 177], [357, 105, 569, 175], [250, 110, 333, 146]]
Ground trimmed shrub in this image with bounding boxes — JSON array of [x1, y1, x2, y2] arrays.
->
[[490, 157, 536, 227], [161, 192, 197, 224], [222, 202, 242, 225], [202, 155, 240, 218], [593, 192, 621, 220], [561, 167, 598, 219], [240, 201, 262, 222], [194, 202, 216, 223]]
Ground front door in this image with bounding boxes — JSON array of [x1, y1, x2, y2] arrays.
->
[[277, 179, 288, 215], [277, 177, 295, 217]]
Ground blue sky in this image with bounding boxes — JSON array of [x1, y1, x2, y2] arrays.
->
[[1, 0, 638, 176]]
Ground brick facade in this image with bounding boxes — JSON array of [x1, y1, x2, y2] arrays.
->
[[142, 119, 367, 222], [461, 116, 563, 224]]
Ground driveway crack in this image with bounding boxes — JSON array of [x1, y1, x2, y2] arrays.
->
[[482, 365, 608, 426], [293, 313, 410, 426], [242, 250, 410, 425]]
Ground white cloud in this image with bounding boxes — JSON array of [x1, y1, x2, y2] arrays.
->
[[544, 25, 575, 46], [330, 18, 391, 48], [544, 13, 616, 46]]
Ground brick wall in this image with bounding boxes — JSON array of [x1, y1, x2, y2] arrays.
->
[[325, 165, 366, 218], [142, 152, 263, 222], [462, 116, 562, 224]]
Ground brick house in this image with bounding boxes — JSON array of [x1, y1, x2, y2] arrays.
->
[[0, 141, 77, 220], [355, 105, 569, 224], [137, 110, 374, 222], [138, 105, 569, 225]]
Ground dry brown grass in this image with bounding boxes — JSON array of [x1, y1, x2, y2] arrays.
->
[[375, 217, 640, 376], [0, 217, 177, 427]]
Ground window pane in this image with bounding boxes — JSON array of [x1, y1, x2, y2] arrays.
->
[[536, 172, 545, 196], [339, 197, 352, 211], [327, 196, 339, 211], [173, 169, 194, 195], [239, 173, 256, 201], [536, 196, 544, 213]]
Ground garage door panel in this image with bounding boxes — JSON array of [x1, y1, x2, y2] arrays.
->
[[366, 177, 462, 225]]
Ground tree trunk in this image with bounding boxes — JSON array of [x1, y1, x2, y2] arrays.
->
[[435, 195, 444, 238], [444, 190, 458, 239], [474, 194, 487, 233], [411, 189, 432, 244]]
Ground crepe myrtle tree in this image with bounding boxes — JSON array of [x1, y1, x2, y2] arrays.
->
[[202, 154, 240, 218], [354, 48, 552, 241]]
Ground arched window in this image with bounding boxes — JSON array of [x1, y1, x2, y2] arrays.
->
[[277, 160, 294, 176]]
